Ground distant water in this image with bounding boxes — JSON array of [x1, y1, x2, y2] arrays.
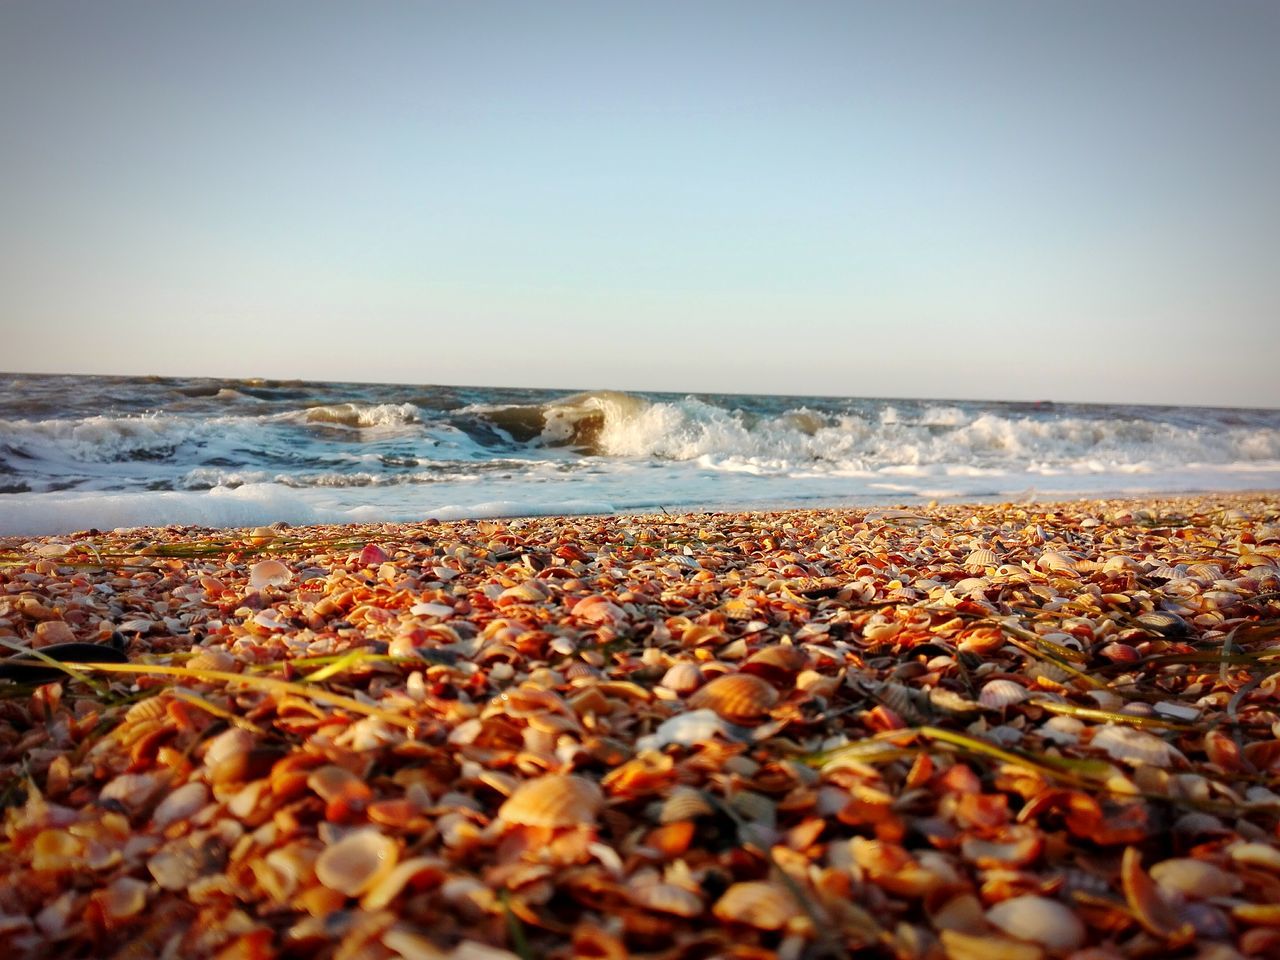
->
[[2, 373, 1278, 535]]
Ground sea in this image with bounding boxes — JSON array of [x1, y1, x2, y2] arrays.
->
[[2, 373, 1279, 536]]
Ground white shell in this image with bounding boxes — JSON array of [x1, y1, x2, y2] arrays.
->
[[1090, 724, 1182, 768], [987, 895, 1085, 951], [248, 559, 292, 589], [660, 662, 704, 694], [636, 709, 734, 751], [315, 828, 399, 897], [152, 782, 209, 829], [979, 679, 1031, 709], [1149, 858, 1242, 899]]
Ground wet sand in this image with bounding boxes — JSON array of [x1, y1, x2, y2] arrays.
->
[[2, 493, 1280, 958]]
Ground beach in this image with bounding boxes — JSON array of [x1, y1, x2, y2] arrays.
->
[[2, 492, 1280, 958]]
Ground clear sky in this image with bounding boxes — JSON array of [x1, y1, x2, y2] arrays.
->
[[1, 1, 1277, 407]]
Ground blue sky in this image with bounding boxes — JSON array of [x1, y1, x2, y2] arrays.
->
[[1, 1, 1277, 406]]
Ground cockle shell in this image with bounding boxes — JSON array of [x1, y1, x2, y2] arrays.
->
[[688, 673, 779, 724], [570, 595, 627, 624], [660, 662, 704, 694], [497, 774, 604, 828], [712, 881, 800, 929], [315, 828, 399, 897], [965, 548, 1000, 568], [248, 559, 292, 590], [742, 644, 807, 676], [979, 679, 1031, 709], [658, 786, 715, 824], [1090, 725, 1183, 768], [1135, 610, 1190, 637], [987, 895, 1086, 952]]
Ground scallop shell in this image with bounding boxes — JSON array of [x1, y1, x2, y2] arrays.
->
[[712, 881, 800, 930], [979, 679, 1031, 709], [660, 662, 704, 695], [497, 774, 604, 828], [688, 673, 780, 725], [631, 882, 704, 917], [315, 828, 399, 897], [248, 559, 292, 590], [1090, 724, 1182, 768], [929, 687, 980, 716], [987, 895, 1086, 952]]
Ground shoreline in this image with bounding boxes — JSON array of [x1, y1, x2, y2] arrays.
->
[[2, 492, 1280, 956]]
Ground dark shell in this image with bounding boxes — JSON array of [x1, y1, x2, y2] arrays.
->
[[1135, 610, 1190, 637]]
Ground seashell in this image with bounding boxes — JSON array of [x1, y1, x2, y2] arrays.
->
[[1230, 842, 1280, 873], [1037, 551, 1078, 573], [203, 728, 254, 769], [1104, 555, 1142, 572], [360, 856, 447, 910], [1098, 642, 1140, 663], [570, 595, 627, 625], [1153, 701, 1199, 722], [631, 882, 704, 917], [742, 644, 807, 676], [979, 679, 1031, 709], [1040, 715, 1084, 746], [251, 609, 286, 631], [635, 710, 734, 751], [960, 826, 1042, 868], [152, 782, 210, 829], [94, 876, 148, 921], [938, 930, 1044, 960], [1090, 725, 1183, 768], [965, 548, 1000, 569], [100, 772, 167, 814], [659, 662, 704, 694], [657, 786, 715, 824], [248, 559, 292, 590], [358, 543, 390, 566], [929, 687, 980, 716], [497, 581, 547, 604], [1122, 847, 1192, 940], [1186, 562, 1224, 582], [712, 881, 800, 930], [1149, 858, 1242, 899], [688, 673, 780, 725], [987, 895, 1086, 952], [315, 828, 399, 897], [187, 648, 237, 672], [498, 774, 604, 828], [409, 601, 454, 618], [1135, 610, 1190, 637]]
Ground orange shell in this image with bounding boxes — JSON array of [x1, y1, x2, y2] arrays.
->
[[712, 881, 800, 929], [688, 673, 779, 724], [498, 774, 604, 828]]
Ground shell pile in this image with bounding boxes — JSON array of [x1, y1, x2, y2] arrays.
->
[[1, 493, 1280, 958]]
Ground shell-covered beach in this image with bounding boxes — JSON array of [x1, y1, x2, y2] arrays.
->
[[2, 493, 1280, 959]]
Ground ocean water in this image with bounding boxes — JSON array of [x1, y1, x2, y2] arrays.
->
[[1, 373, 1278, 535]]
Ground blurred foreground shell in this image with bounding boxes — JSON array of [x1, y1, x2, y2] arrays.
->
[[315, 828, 399, 897], [688, 673, 780, 724], [712, 881, 800, 930], [498, 774, 604, 828], [987, 895, 1085, 952]]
